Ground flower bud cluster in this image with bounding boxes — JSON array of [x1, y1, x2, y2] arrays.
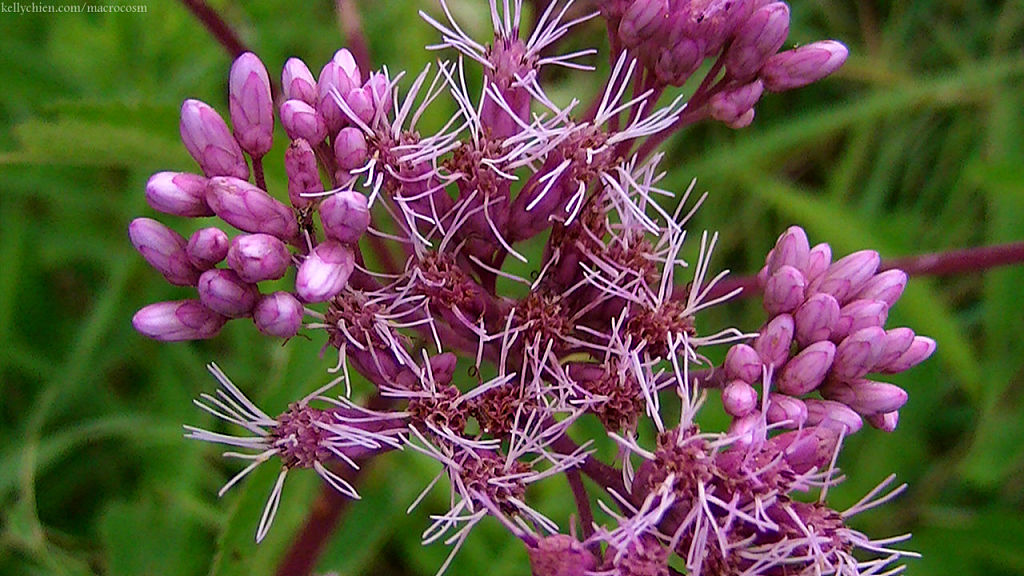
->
[[605, 0, 848, 128], [721, 226, 935, 436], [132, 50, 377, 342]]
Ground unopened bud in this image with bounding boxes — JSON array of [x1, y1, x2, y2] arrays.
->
[[811, 249, 880, 304], [186, 227, 230, 270], [831, 299, 889, 342], [145, 172, 212, 217], [709, 79, 764, 125], [197, 269, 259, 318], [724, 2, 790, 81], [724, 343, 763, 383], [753, 313, 794, 368], [723, 379, 759, 417], [280, 99, 327, 144], [804, 398, 862, 434], [179, 99, 249, 180], [253, 291, 304, 338], [320, 190, 370, 243], [793, 292, 840, 346], [763, 264, 806, 315], [767, 225, 810, 274], [295, 240, 355, 302], [227, 233, 291, 283], [284, 139, 323, 209], [875, 335, 936, 373], [129, 218, 200, 286], [855, 269, 907, 308], [132, 299, 227, 341], [777, 340, 835, 395], [821, 378, 907, 416], [831, 326, 886, 381], [333, 127, 369, 171], [766, 394, 808, 428], [318, 49, 361, 132], [229, 52, 274, 158], [206, 177, 299, 241], [282, 57, 317, 104], [761, 40, 848, 92]]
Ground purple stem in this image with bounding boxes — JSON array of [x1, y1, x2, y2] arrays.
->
[[179, 0, 248, 58], [335, 0, 371, 79], [565, 468, 596, 540], [689, 241, 1024, 303]]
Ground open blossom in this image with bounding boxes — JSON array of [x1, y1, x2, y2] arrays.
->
[[128, 1, 931, 574]]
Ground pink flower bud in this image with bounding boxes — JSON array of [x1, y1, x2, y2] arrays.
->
[[129, 218, 200, 286], [876, 335, 936, 373], [320, 190, 370, 243], [769, 425, 840, 473], [822, 378, 907, 416], [709, 79, 764, 125], [280, 99, 327, 144], [874, 327, 916, 371], [145, 172, 212, 217], [804, 398, 862, 434], [617, 0, 669, 48], [756, 262, 770, 288], [777, 340, 835, 395], [831, 326, 886, 381], [252, 291, 304, 338], [206, 176, 299, 241], [365, 72, 393, 119], [318, 49, 361, 133], [753, 313, 794, 368], [333, 127, 369, 171], [867, 411, 899, 432], [766, 394, 807, 428], [186, 227, 230, 270], [229, 52, 274, 158], [728, 411, 766, 450], [804, 242, 832, 285], [429, 353, 458, 386], [723, 379, 759, 417], [132, 299, 227, 341], [227, 233, 291, 283], [345, 86, 375, 125], [855, 269, 907, 308], [793, 292, 840, 346], [767, 226, 810, 274], [282, 57, 317, 105], [725, 108, 756, 129], [527, 534, 598, 576], [654, 36, 704, 86], [724, 2, 790, 81], [725, 343, 763, 383], [197, 269, 259, 318], [179, 99, 249, 180], [763, 264, 806, 315], [811, 249, 880, 304], [284, 139, 323, 209], [831, 299, 889, 342], [761, 40, 848, 92], [295, 240, 355, 302]]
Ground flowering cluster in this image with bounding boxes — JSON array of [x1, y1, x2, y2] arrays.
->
[[129, 1, 932, 575]]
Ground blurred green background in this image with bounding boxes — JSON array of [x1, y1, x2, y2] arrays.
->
[[1, 1, 1023, 575]]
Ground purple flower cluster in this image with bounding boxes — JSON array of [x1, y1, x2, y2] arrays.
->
[[129, 1, 933, 575]]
